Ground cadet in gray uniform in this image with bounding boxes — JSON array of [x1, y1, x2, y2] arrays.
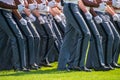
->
[[89, 0, 118, 70], [81, 0, 111, 71], [58, 0, 91, 71], [0, 0, 28, 71], [106, 0, 120, 68]]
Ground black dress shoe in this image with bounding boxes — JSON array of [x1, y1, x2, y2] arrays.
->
[[57, 68, 70, 72], [68, 66, 81, 71], [79, 67, 92, 72], [39, 63, 53, 67], [29, 64, 38, 70], [14, 67, 22, 72], [94, 66, 111, 71], [111, 63, 120, 68], [107, 64, 115, 70], [22, 67, 30, 72]]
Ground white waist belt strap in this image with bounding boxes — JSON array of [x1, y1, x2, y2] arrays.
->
[[0, 7, 12, 12]]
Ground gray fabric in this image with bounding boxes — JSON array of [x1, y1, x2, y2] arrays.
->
[[108, 14, 120, 64], [80, 10, 105, 68], [95, 11, 114, 65], [32, 17, 48, 64], [58, 3, 91, 70], [0, 10, 24, 69], [21, 14, 41, 65]]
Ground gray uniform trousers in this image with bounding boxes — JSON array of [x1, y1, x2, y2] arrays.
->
[[67, 31, 79, 68], [21, 14, 41, 65], [109, 14, 120, 64], [46, 15, 63, 62], [100, 13, 120, 65], [40, 14, 58, 64], [32, 16, 48, 65], [80, 10, 105, 68], [48, 15, 63, 46], [69, 3, 91, 68], [12, 14, 36, 66], [58, 3, 91, 70], [1, 10, 26, 68], [54, 19, 66, 38], [108, 21, 120, 65], [0, 10, 20, 69], [95, 11, 114, 65]]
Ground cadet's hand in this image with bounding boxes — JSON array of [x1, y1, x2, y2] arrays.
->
[[85, 11, 92, 20], [94, 16, 102, 24], [28, 14, 36, 22], [112, 1, 120, 8], [19, 18, 27, 25], [112, 14, 120, 22], [18, 4, 25, 13], [98, 2, 107, 11], [54, 15, 62, 22], [38, 3, 50, 12], [28, 3, 37, 11], [59, 13, 65, 20], [48, 0, 56, 7], [38, 16, 45, 24]]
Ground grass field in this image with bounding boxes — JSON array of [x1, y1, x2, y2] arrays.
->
[[0, 57, 120, 80]]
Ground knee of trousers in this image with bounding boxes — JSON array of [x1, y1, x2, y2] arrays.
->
[[84, 32, 91, 40], [108, 34, 114, 41]]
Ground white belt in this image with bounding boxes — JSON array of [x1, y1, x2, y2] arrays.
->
[[40, 12, 50, 15], [93, 8, 105, 13], [115, 10, 120, 13], [0, 7, 12, 12]]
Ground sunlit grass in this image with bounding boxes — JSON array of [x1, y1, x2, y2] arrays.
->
[[0, 57, 120, 80]]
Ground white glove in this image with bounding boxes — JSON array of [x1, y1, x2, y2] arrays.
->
[[54, 15, 62, 22], [48, 0, 56, 7], [38, 16, 45, 24], [18, 4, 25, 13], [98, 2, 107, 11], [38, 3, 50, 12], [28, 3, 37, 11], [41, 0, 46, 4], [112, 0, 120, 8], [112, 14, 120, 21], [94, 16, 103, 24], [19, 18, 27, 25], [59, 13, 66, 20], [85, 11, 92, 20], [28, 14, 36, 22]]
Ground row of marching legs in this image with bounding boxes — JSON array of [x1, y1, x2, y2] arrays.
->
[[57, 2, 120, 72], [0, 8, 66, 71]]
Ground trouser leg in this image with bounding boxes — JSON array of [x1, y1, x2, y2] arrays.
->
[[0, 10, 20, 68], [32, 18, 48, 65], [13, 15, 35, 66], [83, 17, 105, 67], [2, 10, 26, 68], [69, 4, 91, 67], [48, 15, 63, 45]]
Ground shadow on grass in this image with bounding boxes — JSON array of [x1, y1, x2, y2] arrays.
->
[[0, 68, 72, 76]]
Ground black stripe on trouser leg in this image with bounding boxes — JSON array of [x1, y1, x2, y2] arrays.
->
[[68, 3, 84, 66], [80, 10, 103, 66]]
